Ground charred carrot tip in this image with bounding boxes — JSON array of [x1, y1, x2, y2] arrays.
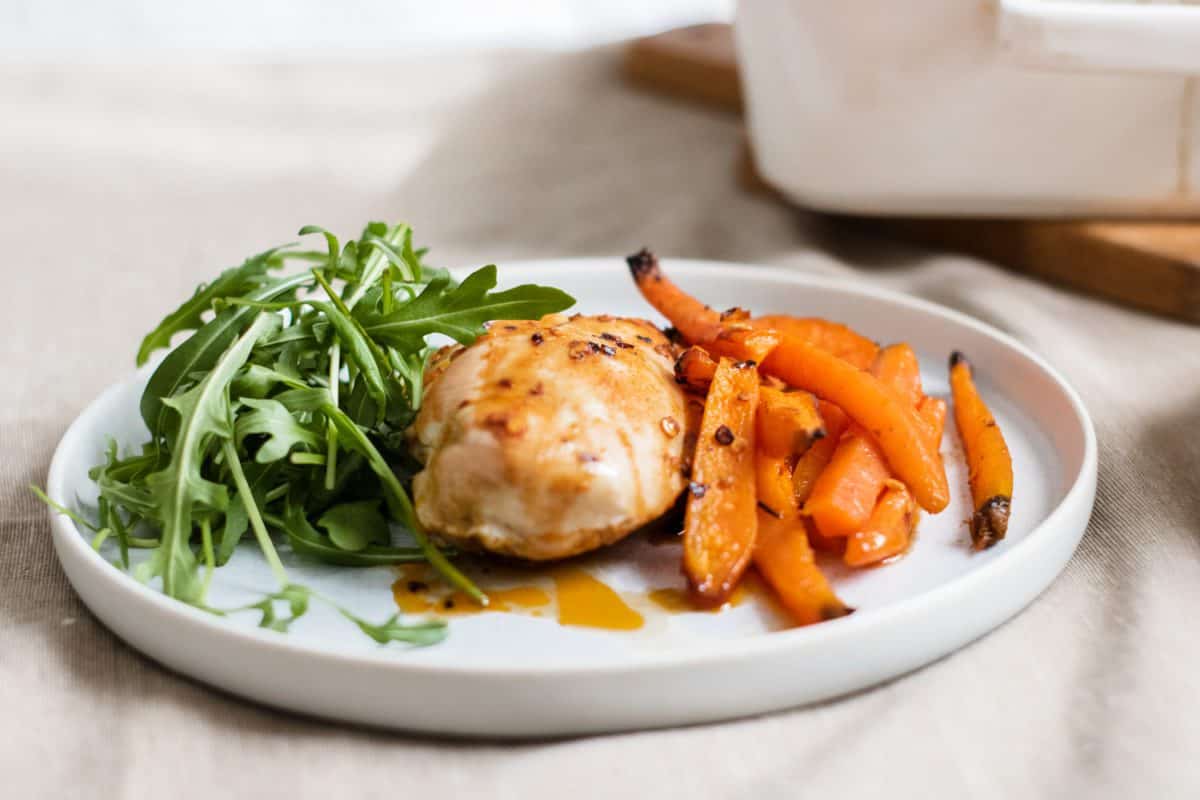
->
[[720, 307, 750, 321], [949, 350, 969, 370], [821, 603, 854, 621], [970, 495, 1011, 550], [625, 248, 659, 280]]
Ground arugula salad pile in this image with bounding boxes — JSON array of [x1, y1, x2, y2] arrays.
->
[[39, 222, 573, 645]]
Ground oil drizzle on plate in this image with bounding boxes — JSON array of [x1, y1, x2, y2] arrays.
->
[[393, 564, 645, 630], [552, 567, 644, 630], [393, 559, 777, 631], [394, 578, 551, 617]]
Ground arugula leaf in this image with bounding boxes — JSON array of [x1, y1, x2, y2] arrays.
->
[[101, 496, 132, 568], [399, 226, 423, 282], [318, 223, 409, 490], [221, 438, 288, 587], [363, 232, 416, 282], [341, 611, 447, 646], [242, 584, 311, 633], [144, 313, 279, 601], [87, 439, 163, 484], [29, 485, 99, 533], [234, 397, 321, 463], [273, 386, 330, 414], [297, 225, 340, 274], [215, 495, 249, 566], [361, 265, 574, 350], [311, 270, 389, 411], [277, 503, 426, 566], [317, 499, 389, 551], [262, 321, 318, 349], [232, 364, 288, 399], [233, 582, 444, 646], [342, 378, 379, 429], [140, 273, 311, 442], [95, 472, 157, 518], [135, 248, 282, 366], [347, 222, 404, 306]]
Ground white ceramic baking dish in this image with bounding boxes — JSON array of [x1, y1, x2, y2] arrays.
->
[[736, 0, 1200, 217]]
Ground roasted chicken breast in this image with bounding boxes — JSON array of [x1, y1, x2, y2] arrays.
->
[[409, 314, 692, 560]]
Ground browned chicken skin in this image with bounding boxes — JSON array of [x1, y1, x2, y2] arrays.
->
[[409, 314, 694, 561]]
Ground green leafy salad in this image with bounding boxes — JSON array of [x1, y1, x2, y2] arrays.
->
[[37, 222, 574, 645]]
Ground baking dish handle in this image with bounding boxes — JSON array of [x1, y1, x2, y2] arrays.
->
[[999, 0, 1200, 74]]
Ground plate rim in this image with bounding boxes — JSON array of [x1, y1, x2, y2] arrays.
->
[[46, 258, 1098, 679]]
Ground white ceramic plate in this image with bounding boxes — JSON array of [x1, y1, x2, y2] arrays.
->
[[46, 259, 1097, 738]]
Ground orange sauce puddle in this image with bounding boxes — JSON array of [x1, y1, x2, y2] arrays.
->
[[392, 560, 773, 631], [552, 567, 644, 630], [393, 563, 645, 630]]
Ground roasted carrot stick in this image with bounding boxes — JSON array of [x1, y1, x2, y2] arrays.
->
[[841, 379, 945, 565], [870, 343, 923, 408], [793, 402, 849, 505], [949, 352, 1013, 549], [804, 432, 891, 538], [683, 357, 759, 604], [674, 346, 718, 393], [755, 450, 799, 522], [627, 249, 781, 361], [840, 395, 945, 565], [710, 325, 782, 363], [755, 386, 824, 459], [626, 250, 948, 512], [868, 344, 934, 448], [761, 339, 948, 512], [754, 453, 850, 624], [843, 485, 918, 567], [627, 249, 725, 343], [794, 403, 849, 555], [919, 395, 947, 445], [805, 343, 934, 537], [753, 315, 878, 370]]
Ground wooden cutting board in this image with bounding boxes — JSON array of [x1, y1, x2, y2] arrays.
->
[[624, 24, 1200, 323]]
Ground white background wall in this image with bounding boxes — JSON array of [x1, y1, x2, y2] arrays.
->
[[0, 0, 734, 54]]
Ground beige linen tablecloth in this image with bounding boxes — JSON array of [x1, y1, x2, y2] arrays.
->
[[3, 50, 1199, 799]]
